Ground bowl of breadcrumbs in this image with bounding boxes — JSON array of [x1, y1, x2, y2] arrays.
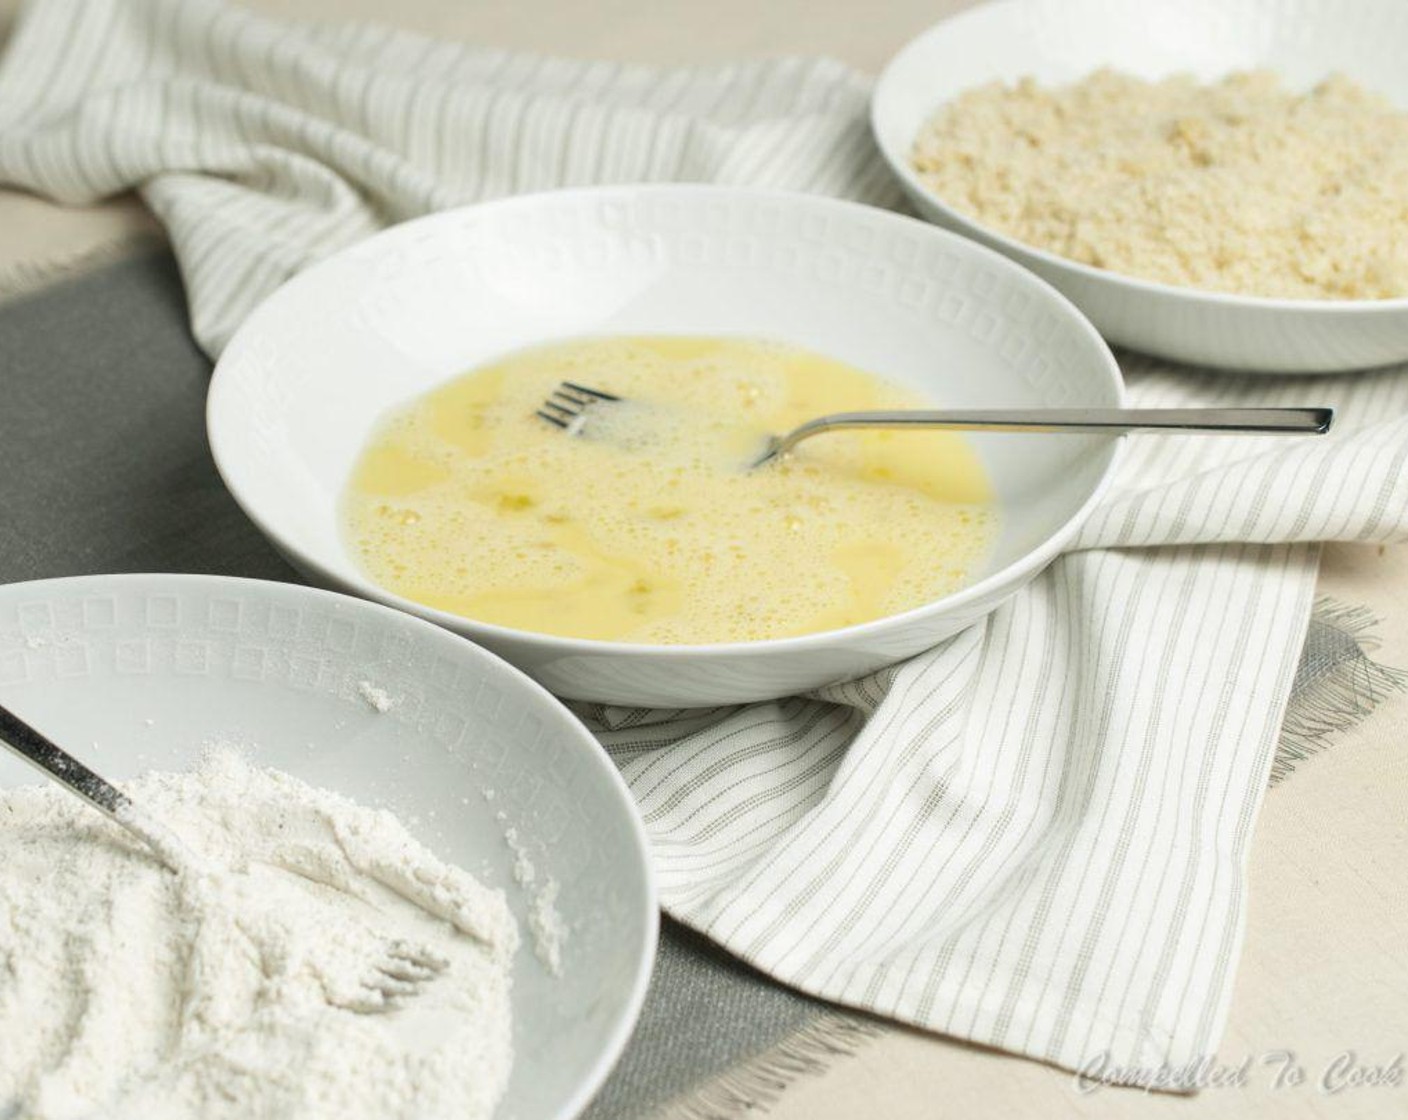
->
[[872, 0, 1408, 373]]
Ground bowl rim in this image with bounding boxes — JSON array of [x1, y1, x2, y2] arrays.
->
[[0, 569, 659, 1120], [870, 0, 1408, 316], [208, 182, 1128, 661]]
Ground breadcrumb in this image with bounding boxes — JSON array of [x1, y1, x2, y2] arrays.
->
[[910, 69, 1408, 299]]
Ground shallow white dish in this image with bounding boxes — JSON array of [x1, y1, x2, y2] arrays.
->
[[872, 0, 1408, 373], [0, 573, 655, 1120], [208, 184, 1123, 707]]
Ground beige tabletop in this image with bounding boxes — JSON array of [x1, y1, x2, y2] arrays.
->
[[1, 1, 1404, 1117]]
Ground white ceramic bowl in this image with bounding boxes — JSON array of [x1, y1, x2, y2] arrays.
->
[[209, 184, 1123, 707], [872, 0, 1408, 373], [0, 574, 655, 1120]]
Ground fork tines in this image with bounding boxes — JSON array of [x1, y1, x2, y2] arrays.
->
[[536, 381, 621, 431], [338, 940, 452, 1014]]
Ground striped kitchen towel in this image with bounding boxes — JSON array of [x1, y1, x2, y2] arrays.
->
[[2, 0, 1406, 1089]]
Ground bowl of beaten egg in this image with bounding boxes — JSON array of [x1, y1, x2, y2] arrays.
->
[[208, 185, 1122, 707], [871, 0, 1408, 373]]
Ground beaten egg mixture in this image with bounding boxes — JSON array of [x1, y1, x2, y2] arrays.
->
[[343, 336, 996, 643]]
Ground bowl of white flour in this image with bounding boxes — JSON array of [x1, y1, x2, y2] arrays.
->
[[0, 573, 656, 1120]]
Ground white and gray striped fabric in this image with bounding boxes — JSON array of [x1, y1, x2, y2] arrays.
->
[[3, 0, 1407, 1088]]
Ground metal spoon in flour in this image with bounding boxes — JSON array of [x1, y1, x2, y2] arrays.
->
[[0, 700, 448, 1012]]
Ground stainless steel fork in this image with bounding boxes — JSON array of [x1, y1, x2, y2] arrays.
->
[[535, 382, 1333, 467], [0, 700, 450, 1014]]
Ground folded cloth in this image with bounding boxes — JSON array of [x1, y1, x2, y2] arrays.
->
[[2, 0, 1405, 1089]]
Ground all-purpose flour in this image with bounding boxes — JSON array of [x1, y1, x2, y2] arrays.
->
[[0, 750, 518, 1120]]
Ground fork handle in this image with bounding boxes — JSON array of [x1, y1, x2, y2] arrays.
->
[[0, 701, 133, 821], [771, 406, 1332, 457], [0, 700, 196, 869]]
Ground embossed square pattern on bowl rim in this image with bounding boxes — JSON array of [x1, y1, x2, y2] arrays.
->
[[208, 184, 1125, 707], [0, 573, 656, 1120], [872, 0, 1408, 373]]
